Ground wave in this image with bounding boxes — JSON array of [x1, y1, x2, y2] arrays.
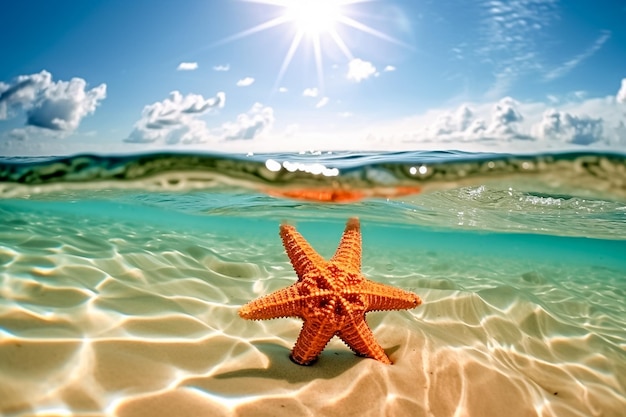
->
[[1, 150, 625, 201]]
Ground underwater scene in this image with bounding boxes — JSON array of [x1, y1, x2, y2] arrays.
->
[[0, 150, 625, 417]]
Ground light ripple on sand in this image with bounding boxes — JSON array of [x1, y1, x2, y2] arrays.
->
[[0, 207, 625, 416]]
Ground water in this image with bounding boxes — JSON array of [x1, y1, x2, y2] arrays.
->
[[0, 151, 625, 417]]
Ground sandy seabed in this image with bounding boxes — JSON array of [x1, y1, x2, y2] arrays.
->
[[1, 206, 625, 417]]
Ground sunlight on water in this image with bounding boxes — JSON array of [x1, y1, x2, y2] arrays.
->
[[0, 151, 625, 416]]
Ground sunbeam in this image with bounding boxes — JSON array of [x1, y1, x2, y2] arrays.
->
[[219, 0, 407, 93]]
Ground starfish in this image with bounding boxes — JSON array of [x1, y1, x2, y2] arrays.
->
[[239, 217, 421, 365]]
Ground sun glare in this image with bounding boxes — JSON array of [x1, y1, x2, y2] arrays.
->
[[218, 0, 406, 93], [284, 0, 342, 35]]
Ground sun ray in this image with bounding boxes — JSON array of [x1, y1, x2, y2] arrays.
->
[[273, 31, 305, 92], [212, 15, 290, 46], [312, 35, 325, 91], [328, 29, 354, 60], [217, 0, 409, 93], [337, 15, 412, 48]]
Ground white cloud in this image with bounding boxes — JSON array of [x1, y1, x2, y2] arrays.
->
[[124, 91, 225, 144], [347, 58, 377, 82], [477, 0, 556, 97], [5, 125, 59, 142], [177, 62, 198, 71], [124, 93, 277, 145], [116, 72, 626, 152], [383, 65, 396, 72], [617, 78, 626, 104], [356, 90, 626, 150], [423, 98, 529, 141], [316, 97, 329, 109], [236, 77, 255, 87], [544, 31, 611, 81], [429, 104, 482, 136], [476, 2, 611, 97], [0, 70, 106, 132], [278, 87, 288, 93], [451, 46, 464, 60], [487, 97, 528, 138], [221, 103, 274, 140], [547, 95, 559, 104], [302, 87, 318, 97], [213, 64, 230, 72], [535, 109, 603, 145]]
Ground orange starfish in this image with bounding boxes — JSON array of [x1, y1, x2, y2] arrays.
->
[[267, 185, 422, 203], [239, 217, 421, 365]]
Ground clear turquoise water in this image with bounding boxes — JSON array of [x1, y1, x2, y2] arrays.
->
[[0, 151, 625, 416]]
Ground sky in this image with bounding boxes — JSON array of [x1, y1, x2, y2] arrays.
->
[[0, 0, 625, 156]]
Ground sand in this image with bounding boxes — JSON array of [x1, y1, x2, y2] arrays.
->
[[1, 205, 625, 416], [2, 296, 625, 417]]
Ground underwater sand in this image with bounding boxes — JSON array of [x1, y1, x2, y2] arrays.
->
[[0, 151, 625, 416], [0, 200, 625, 417]]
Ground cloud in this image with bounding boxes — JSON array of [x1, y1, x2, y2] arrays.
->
[[544, 31, 611, 81], [213, 64, 230, 71], [451, 46, 465, 60], [429, 104, 482, 136], [487, 97, 527, 138], [383, 65, 396, 72], [221, 103, 274, 140], [302, 87, 319, 97], [355, 85, 626, 151], [424, 98, 527, 140], [535, 109, 604, 145], [347, 58, 377, 82], [278, 87, 288, 93], [5, 125, 60, 142], [124, 92, 278, 145], [0, 70, 106, 132], [476, 2, 610, 96], [236, 77, 255, 87], [177, 62, 198, 71], [480, 0, 558, 53], [617, 78, 626, 104], [125, 91, 225, 144], [476, 0, 558, 97], [316, 97, 329, 109]]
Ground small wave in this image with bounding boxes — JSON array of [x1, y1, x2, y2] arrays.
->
[[0, 151, 625, 202]]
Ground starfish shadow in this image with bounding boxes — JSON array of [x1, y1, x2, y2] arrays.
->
[[185, 341, 402, 390], [218, 342, 362, 383]]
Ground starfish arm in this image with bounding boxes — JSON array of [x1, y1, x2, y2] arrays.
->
[[239, 285, 305, 320], [290, 318, 338, 365], [280, 223, 326, 281], [360, 280, 422, 312], [330, 217, 361, 271], [338, 314, 391, 364]]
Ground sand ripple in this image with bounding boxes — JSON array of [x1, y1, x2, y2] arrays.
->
[[1, 204, 625, 416]]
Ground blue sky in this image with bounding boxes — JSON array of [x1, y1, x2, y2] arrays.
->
[[1, 0, 625, 155]]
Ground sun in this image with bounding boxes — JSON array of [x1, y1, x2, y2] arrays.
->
[[217, 0, 406, 92], [284, 0, 342, 36]]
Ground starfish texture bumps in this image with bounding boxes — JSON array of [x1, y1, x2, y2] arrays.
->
[[239, 217, 422, 365]]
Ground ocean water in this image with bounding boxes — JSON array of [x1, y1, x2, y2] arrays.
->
[[0, 151, 625, 417]]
